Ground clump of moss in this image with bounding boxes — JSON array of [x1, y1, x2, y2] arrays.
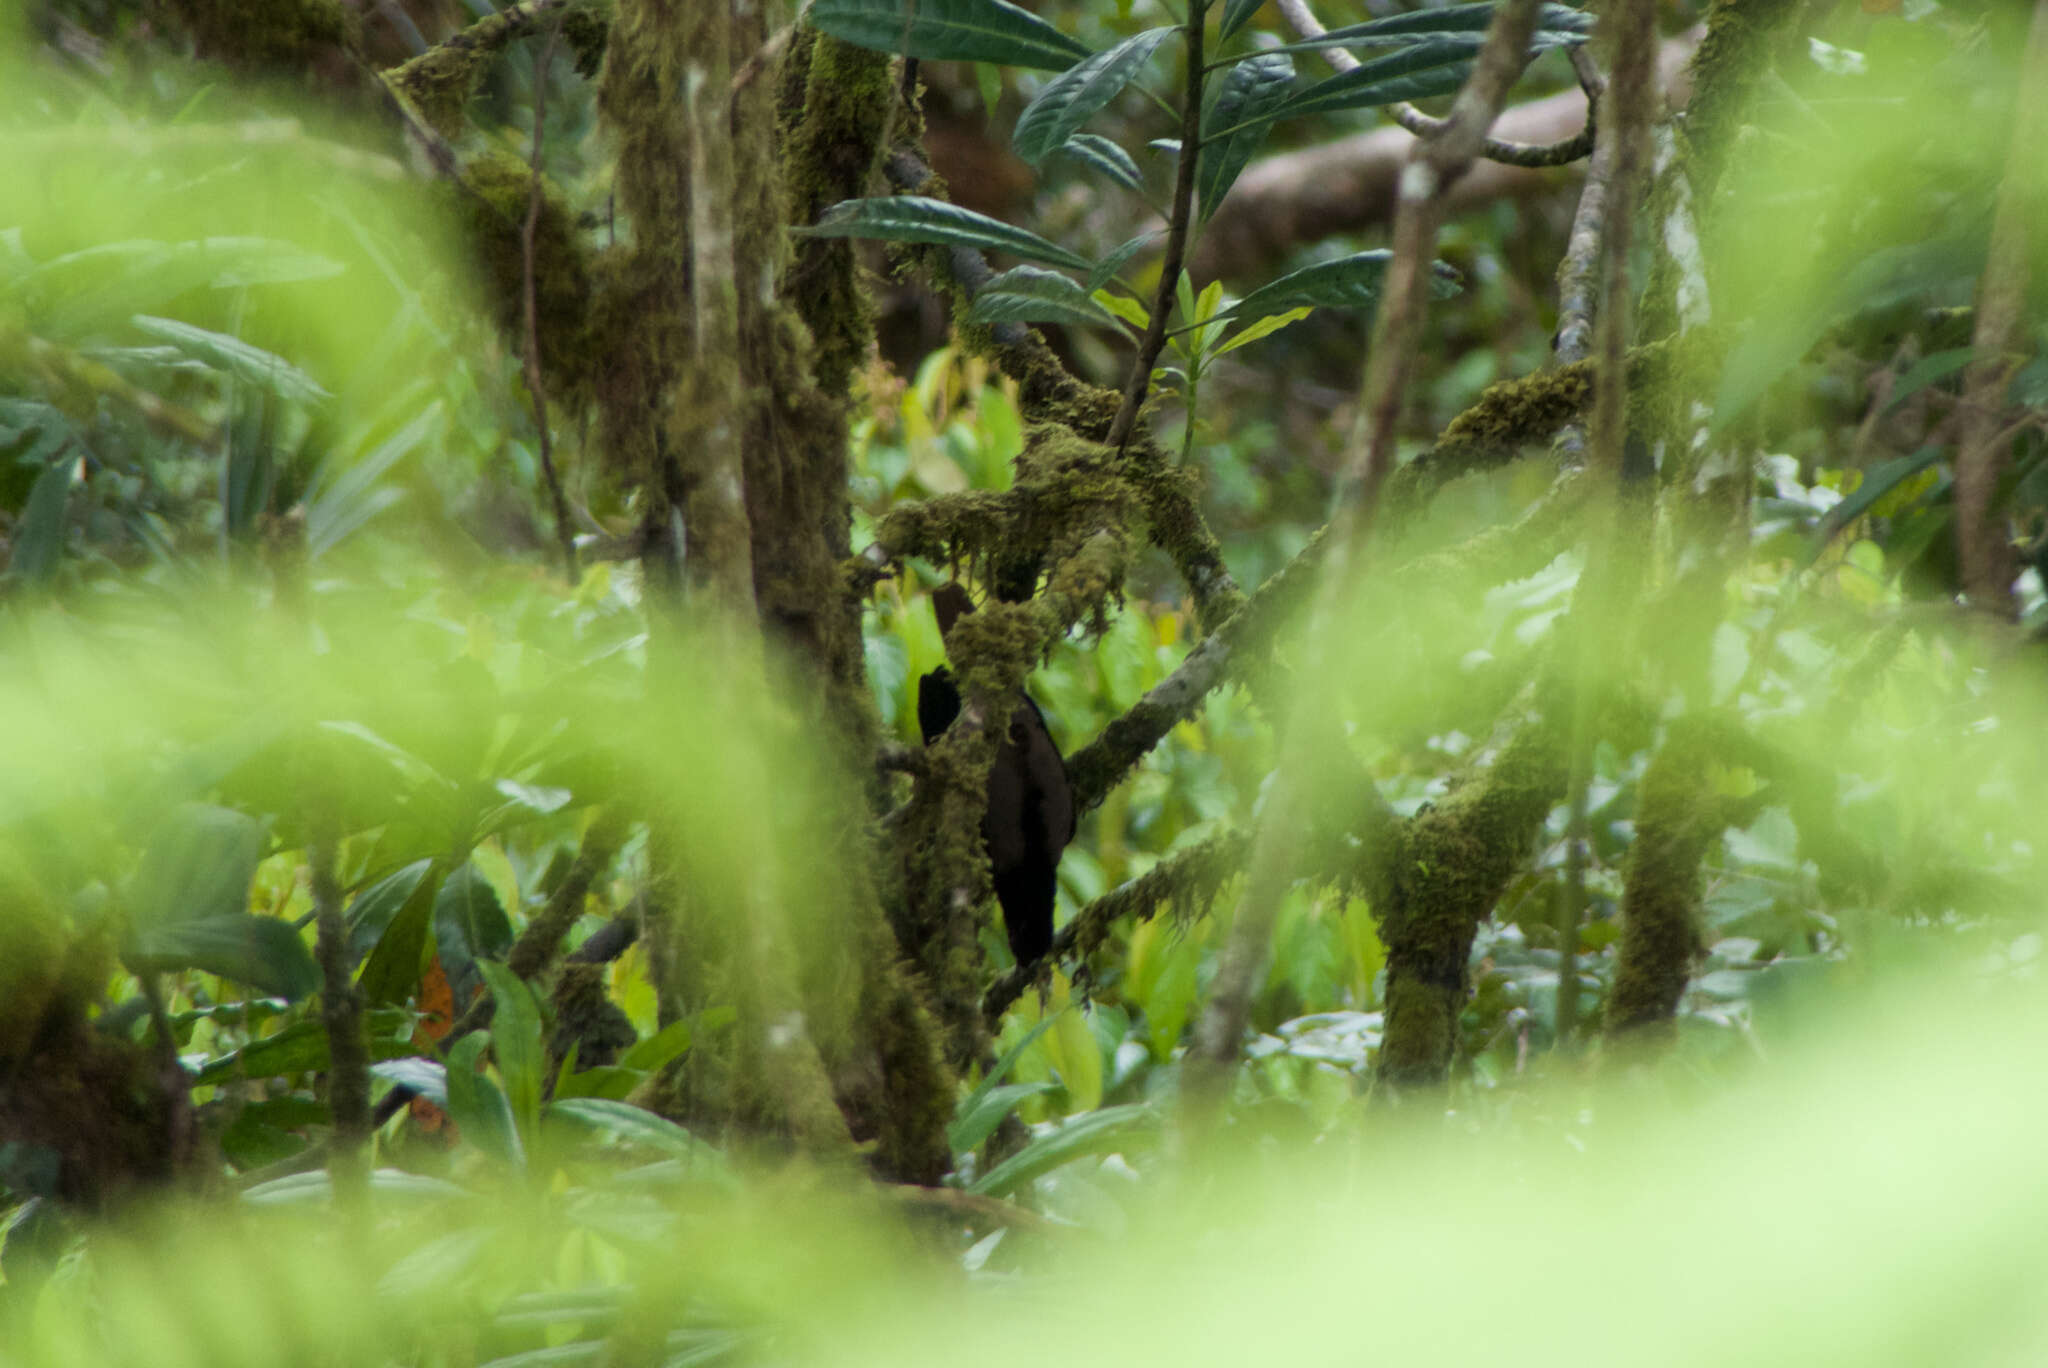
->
[[451, 151, 599, 405], [161, 0, 358, 68]]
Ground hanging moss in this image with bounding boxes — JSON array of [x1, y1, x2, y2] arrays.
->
[[160, 0, 357, 69], [450, 150, 601, 405]]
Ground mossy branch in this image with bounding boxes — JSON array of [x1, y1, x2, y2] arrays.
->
[[983, 828, 1253, 1023]]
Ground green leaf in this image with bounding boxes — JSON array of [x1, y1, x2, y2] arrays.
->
[[477, 962, 544, 1146], [7, 456, 73, 583], [1213, 305, 1313, 355], [551, 1065, 642, 1101], [434, 862, 513, 1002], [1198, 50, 1295, 218], [1012, 27, 1174, 164], [477, 961, 544, 1142], [126, 914, 320, 999], [948, 1080, 1058, 1154], [1879, 348, 1979, 417], [197, 1015, 414, 1084], [241, 1169, 474, 1206], [370, 1057, 449, 1106], [356, 862, 440, 1007], [345, 859, 435, 963], [968, 1103, 1153, 1197], [1057, 134, 1146, 193], [547, 1098, 721, 1165], [129, 315, 330, 406], [129, 803, 268, 928], [952, 1012, 1064, 1154], [807, 0, 1090, 71], [969, 265, 1123, 330], [1267, 37, 1480, 124], [617, 1018, 693, 1073], [1219, 0, 1265, 40], [1220, 248, 1460, 322], [792, 196, 1093, 273], [444, 1033, 524, 1167], [305, 401, 441, 560], [1094, 289, 1151, 330], [1257, 2, 1592, 58], [1800, 446, 1946, 569], [1087, 234, 1157, 290]]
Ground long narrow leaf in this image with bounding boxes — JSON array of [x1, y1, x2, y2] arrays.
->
[[1013, 27, 1174, 164], [1056, 134, 1147, 193], [969, 265, 1124, 330], [1198, 51, 1295, 219], [8, 456, 73, 582], [807, 0, 1089, 71], [131, 314, 330, 405], [1263, 37, 1480, 125], [969, 1103, 1153, 1197], [1219, 249, 1461, 323], [477, 960, 544, 1143], [792, 196, 1093, 273], [1219, 0, 1265, 41], [1256, 1, 1593, 58]]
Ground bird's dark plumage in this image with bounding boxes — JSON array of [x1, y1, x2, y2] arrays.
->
[[918, 587, 1074, 965]]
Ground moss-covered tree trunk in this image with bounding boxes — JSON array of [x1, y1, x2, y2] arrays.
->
[[592, 6, 953, 1179]]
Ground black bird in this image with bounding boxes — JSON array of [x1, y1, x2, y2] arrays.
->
[[916, 584, 1075, 965]]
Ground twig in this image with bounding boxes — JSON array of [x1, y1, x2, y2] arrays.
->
[[1104, 4, 1208, 456], [522, 16, 580, 585], [1955, 0, 2048, 620], [1273, 0, 1592, 167]]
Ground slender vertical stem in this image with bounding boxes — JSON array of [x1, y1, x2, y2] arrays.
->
[[521, 16, 579, 584], [1106, 3, 1208, 456]]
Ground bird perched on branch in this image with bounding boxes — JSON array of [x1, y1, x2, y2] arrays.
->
[[916, 583, 1075, 966]]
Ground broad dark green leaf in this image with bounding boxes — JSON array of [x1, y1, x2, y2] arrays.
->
[[1198, 50, 1295, 218], [126, 913, 320, 999], [1800, 446, 1946, 569], [1056, 133, 1146, 193], [130, 315, 330, 405], [345, 859, 435, 963], [1879, 348, 1978, 417], [793, 196, 1093, 273], [433, 862, 513, 1003], [1219, 0, 1265, 41], [969, 265, 1123, 330], [196, 1015, 414, 1084], [356, 862, 440, 1006], [477, 960, 543, 1141], [969, 1103, 1153, 1197], [8, 457, 72, 583], [129, 803, 268, 928], [807, 0, 1090, 71], [548, 1098, 723, 1167], [1219, 249, 1461, 323], [445, 1032, 524, 1167], [948, 1080, 1058, 1154], [1013, 27, 1174, 164], [1265, 37, 1479, 124]]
